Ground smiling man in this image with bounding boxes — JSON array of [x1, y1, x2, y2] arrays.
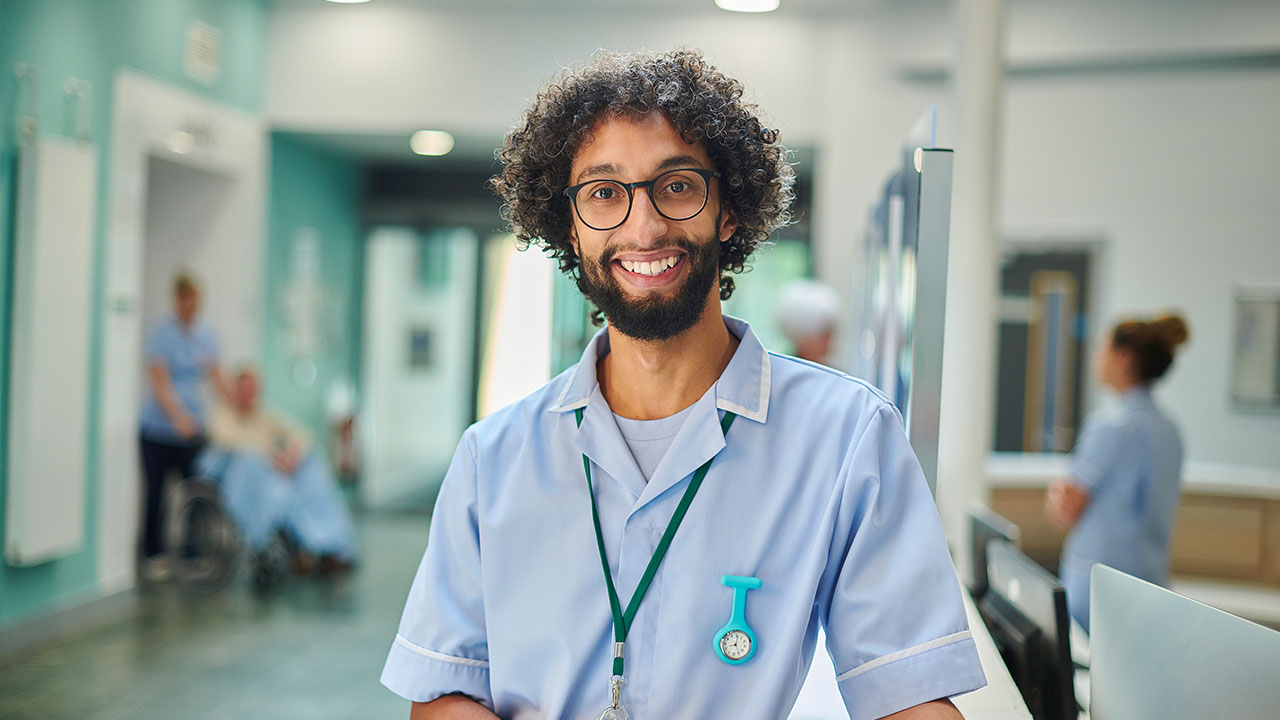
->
[[382, 50, 986, 720]]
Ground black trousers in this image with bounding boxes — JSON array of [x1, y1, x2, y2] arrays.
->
[[139, 435, 205, 558]]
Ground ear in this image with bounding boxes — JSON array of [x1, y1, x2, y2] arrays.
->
[[569, 225, 580, 258], [717, 209, 738, 243]]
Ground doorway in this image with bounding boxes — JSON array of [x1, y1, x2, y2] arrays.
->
[[140, 156, 234, 340], [99, 70, 265, 594], [994, 246, 1097, 453]]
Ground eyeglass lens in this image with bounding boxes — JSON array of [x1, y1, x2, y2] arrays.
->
[[575, 169, 709, 230]]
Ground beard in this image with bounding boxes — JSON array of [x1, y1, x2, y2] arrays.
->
[[576, 233, 720, 342]]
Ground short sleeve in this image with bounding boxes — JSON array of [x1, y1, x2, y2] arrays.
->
[[381, 431, 494, 707], [1068, 413, 1130, 491], [822, 404, 987, 720]]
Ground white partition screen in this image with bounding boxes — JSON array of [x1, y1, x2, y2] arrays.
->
[[851, 107, 954, 497], [5, 138, 98, 565]]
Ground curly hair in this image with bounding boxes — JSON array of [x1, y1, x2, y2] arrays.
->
[[490, 48, 795, 301]]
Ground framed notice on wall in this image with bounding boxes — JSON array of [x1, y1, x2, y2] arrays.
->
[[1231, 285, 1280, 411]]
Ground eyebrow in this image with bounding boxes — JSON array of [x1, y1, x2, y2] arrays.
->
[[573, 155, 707, 184]]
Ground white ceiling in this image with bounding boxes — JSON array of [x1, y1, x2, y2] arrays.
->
[[268, 0, 940, 18]]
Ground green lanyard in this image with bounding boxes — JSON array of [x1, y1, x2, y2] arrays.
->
[[575, 408, 737, 679]]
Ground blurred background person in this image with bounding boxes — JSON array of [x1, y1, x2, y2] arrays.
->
[[201, 368, 357, 575], [1045, 312, 1191, 632], [137, 272, 230, 581], [777, 279, 841, 366]]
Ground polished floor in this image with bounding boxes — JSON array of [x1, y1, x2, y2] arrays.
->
[[0, 511, 430, 720]]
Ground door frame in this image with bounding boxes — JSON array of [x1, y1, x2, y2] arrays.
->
[[98, 70, 266, 594]]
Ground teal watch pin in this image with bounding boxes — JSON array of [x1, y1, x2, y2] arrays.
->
[[714, 575, 762, 665]]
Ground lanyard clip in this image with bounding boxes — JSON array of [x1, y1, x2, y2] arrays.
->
[[610, 674, 625, 709]]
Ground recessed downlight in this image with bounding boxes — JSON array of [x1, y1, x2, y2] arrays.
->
[[715, 0, 780, 12], [410, 130, 455, 157]]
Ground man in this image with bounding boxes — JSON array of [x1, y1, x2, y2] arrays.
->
[[383, 50, 985, 720], [777, 279, 842, 366], [201, 368, 357, 571]]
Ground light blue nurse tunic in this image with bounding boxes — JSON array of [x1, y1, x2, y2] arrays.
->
[[138, 316, 219, 443], [1060, 387, 1184, 632], [382, 316, 986, 720]]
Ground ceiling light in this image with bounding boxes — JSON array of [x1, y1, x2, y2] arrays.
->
[[325, 0, 371, 4], [715, 0, 780, 12], [410, 130, 455, 157], [168, 131, 194, 155]]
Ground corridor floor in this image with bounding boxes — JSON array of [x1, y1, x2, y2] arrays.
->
[[0, 511, 431, 720]]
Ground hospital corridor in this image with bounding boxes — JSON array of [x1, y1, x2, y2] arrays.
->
[[2, 1, 1279, 719], [1, 514, 427, 720]]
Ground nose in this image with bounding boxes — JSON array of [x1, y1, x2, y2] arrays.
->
[[615, 186, 671, 244]]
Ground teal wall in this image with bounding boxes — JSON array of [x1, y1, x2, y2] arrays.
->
[[0, 0, 267, 629], [262, 133, 364, 452]]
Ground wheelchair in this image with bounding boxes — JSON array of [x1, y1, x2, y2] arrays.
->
[[163, 475, 240, 593], [163, 474, 294, 594]]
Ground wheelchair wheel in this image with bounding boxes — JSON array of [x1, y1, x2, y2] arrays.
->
[[166, 477, 241, 593], [251, 532, 294, 593]]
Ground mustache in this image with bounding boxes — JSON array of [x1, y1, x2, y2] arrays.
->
[[598, 236, 698, 266]]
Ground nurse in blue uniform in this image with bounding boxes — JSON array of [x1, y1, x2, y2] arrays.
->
[[137, 272, 230, 580], [382, 50, 986, 720], [1045, 313, 1190, 632]]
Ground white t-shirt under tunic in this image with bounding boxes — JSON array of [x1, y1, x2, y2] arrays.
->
[[612, 404, 695, 482]]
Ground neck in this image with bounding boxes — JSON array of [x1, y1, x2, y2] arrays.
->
[[1111, 377, 1143, 394], [598, 301, 738, 420]]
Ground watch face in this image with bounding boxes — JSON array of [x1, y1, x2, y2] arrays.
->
[[720, 629, 752, 661]]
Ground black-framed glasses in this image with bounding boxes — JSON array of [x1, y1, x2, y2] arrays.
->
[[563, 167, 720, 231]]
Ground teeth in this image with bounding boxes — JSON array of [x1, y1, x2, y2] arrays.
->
[[620, 256, 678, 276]]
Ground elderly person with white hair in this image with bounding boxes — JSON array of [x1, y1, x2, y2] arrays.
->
[[199, 368, 357, 574], [777, 279, 841, 366]]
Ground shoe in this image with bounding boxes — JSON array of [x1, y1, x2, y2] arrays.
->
[[318, 554, 355, 577], [141, 556, 172, 582], [291, 550, 317, 576]]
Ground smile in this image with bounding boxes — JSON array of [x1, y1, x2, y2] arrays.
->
[[616, 254, 683, 277]]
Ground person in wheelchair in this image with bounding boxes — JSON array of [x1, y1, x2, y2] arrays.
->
[[196, 367, 358, 575]]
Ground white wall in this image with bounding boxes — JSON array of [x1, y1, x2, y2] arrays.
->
[[267, 1, 1280, 477], [999, 67, 1280, 467]]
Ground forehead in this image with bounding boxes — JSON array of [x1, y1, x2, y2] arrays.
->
[[570, 111, 713, 182]]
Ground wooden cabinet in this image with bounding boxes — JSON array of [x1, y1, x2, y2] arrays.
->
[[990, 488, 1280, 588]]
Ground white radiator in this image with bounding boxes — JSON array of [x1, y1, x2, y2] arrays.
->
[[5, 137, 98, 566]]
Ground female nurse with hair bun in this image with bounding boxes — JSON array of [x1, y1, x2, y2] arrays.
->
[[1044, 312, 1191, 632]]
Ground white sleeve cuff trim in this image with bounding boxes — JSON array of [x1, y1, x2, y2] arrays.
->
[[395, 634, 491, 669], [835, 630, 972, 683]]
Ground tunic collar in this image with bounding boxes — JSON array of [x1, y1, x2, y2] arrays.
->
[[1119, 386, 1154, 409], [548, 315, 770, 424], [549, 315, 771, 505]]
